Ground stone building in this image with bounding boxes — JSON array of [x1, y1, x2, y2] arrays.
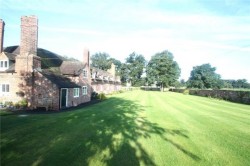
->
[[0, 16, 121, 111]]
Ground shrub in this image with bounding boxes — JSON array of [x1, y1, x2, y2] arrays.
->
[[19, 99, 28, 107], [5, 101, 13, 107], [183, 89, 189, 95], [14, 102, 20, 108], [97, 93, 107, 100], [91, 92, 99, 100]]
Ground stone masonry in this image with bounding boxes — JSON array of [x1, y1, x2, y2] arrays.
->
[[15, 16, 41, 73], [0, 19, 5, 53], [20, 16, 38, 56]]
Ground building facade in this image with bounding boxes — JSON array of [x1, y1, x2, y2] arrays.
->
[[0, 16, 121, 111]]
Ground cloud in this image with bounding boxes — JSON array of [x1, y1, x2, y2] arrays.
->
[[40, 27, 105, 36], [1, 0, 250, 81]]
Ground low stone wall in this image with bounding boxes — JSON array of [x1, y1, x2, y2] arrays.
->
[[172, 89, 250, 105]]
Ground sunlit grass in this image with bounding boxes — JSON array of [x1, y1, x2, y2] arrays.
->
[[1, 90, 250, 165]]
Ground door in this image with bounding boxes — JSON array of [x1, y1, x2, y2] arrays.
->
[[60, 88, 68, 109]]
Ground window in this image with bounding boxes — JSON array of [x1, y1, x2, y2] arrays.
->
[[73, 88, 79, 97], [0, 60, 9, 71], [82, 86, 87, 95], [0, 84, 10, 93], [83, 69, 88, 78]]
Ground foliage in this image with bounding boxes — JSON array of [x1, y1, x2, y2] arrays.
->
[[121, 52, 146, 86], [146, 50, 180, 90], [90, 52, 122, 77], [187, 63, 223, 89], [19, 99, 28, 107], [183, 89, 189, 95], [97, 93, 107, 100], [120, 63, 130, 84], [91, 52, 112, 70], [91, 92, 99, 100], [4, 101, 13, 107], [222, 79, 250, 89], [187, 89, 250, 104]]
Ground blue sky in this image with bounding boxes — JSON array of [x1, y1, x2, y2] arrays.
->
[[1, 0, 250, 81]]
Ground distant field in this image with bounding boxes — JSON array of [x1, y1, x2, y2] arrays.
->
[[1, 91, 250, 166]]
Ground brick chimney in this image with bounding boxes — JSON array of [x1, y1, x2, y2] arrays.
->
[[0, 19, 5, 53], [108, 63, 116, 77], [15, 16, 41, 73], [83, 48, 90, 67], [20, 16, 38, 56]]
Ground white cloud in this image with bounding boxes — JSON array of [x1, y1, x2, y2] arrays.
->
[[2, 0, 250, 81]]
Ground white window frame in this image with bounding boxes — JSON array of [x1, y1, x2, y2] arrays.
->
[[82, 86, 87, 95], [83, 69, 88, 78], [0, 60, 9, 71], [73, 88, 80, 97], [0, 84, 10, 94]]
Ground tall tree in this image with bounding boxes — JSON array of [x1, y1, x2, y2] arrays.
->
[[146, 50, 181, 91], [91, 52, 112, 70], [187, 63, 222, 89], [125, 52, 146, 86], [90, 53, 122, 76]]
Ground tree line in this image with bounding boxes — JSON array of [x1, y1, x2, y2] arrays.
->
[[91, 51, 250, 90]]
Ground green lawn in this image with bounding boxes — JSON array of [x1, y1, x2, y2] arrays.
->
[[1, 91, 250, 166]]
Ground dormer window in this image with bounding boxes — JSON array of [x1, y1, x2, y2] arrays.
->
[[0, 60, 8, 71], [83, 69, 88, 78]]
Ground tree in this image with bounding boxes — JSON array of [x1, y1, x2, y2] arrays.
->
[[187, 63, 222, 89], [124, 52, 146, 86], [90, 53, 122, 76], [146, 50, 181, 91], [120, 63, 130, 84], [91, 52, 112, 70], [223, 79, 250, 89]]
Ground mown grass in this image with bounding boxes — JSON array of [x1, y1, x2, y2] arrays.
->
[[1, 90, 250, 166]]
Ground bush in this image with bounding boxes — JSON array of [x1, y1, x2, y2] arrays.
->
[[183, 89, 189, 95], [91, 92, 99, 100], [14, 102, 20, 108], [5, 101, 13, 107], [97, 93, 107, 100], [19, 99, 28, 107]]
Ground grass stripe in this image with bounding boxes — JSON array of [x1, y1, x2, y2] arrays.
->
[[1, 90, 250, 166]]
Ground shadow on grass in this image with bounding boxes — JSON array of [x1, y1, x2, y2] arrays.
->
[[1, 96, 200, 166]]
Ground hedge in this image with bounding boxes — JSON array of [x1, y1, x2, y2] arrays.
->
[[172, 89, 250, 105]]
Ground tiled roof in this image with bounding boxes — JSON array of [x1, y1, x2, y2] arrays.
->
[[41, 70, 80, 88], [60, 61, 87, 75], [91, 67, 113, 77], [5, 52, 17, 61]]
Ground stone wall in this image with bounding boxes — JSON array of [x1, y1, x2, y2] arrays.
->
[[0, 73, 23, 104], [91, 81, 121, 94], [33, 72, 60, 110]]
